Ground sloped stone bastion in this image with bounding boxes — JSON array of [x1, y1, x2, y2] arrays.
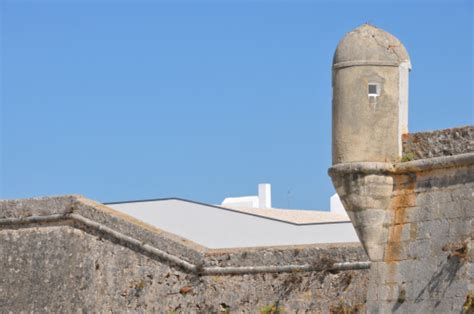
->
[[0, 196, 369, 312]]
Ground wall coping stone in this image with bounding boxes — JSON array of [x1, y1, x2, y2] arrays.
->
[[329, 152, 474, 177], [402, 125, 474, 160]]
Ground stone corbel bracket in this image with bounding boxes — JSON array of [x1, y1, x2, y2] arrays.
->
[[328, 153, 474, 262]]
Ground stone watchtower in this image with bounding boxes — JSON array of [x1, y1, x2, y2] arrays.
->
[[329, 25, 473, 313], [332, 24, 411, 164], [330, 24, 411, 261]]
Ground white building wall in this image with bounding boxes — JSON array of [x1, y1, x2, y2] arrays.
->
[[221, 196, 259, 208], [330, 193, 348, 216]]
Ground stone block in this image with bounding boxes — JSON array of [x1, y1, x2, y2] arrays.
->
[[0, 195, 77, 219], [378, 283, 399, 301], [458, 198, 474, 218], [350, 209, 387, 227], [450, 185, 474, 201], [429, 300, 454, 314], [384, 241, 409, 261], [363, 241, 386, 261], [438, 202, 467, 220], [387, 223, 411, 242], [441, 276, 469, 298], [366, 183, 394, 197], [377, 263, 403, 284], [379, 260, 418, 287], [447, 218, 471, 241], [409, 223, 418, 240], [366, 282, 379, 301], [416, 191, 450, 210], [403, 206, 424, 223], [417, 219, 449, 241], [414, 258, 438, 282], [367, 262, 383, 285], [343, 194, 390, 210]]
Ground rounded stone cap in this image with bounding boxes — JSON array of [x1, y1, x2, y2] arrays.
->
[[333, 24, 411, 69]]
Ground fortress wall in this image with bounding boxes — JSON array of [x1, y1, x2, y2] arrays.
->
[[365, 159, 473, 313], [3, 145, 472, 313], [330, 153, 474, 313], [0, 196, 369, 313], [402, 126, 474, 160]]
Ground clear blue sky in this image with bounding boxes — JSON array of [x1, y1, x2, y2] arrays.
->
[[1, 0, 472, 210]]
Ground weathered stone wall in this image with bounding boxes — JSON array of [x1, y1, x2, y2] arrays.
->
[[330, 153, 474, 313], [0, 196, 369, 313], [402, 126, 474, 160], [366, 159, 473, 313], [3, 148, 472, 313]]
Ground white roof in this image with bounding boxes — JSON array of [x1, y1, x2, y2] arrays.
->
[[221, 206, 349, 224], [106, 198, 358, 248]]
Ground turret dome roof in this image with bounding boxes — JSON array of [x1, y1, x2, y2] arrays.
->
[[333, 24, 410, 68]]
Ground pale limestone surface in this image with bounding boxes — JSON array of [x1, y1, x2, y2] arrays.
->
[[332, 24, 411, 164], [333, 24, 410, 66]]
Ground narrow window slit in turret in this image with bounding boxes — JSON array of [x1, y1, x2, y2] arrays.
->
[[368, 83, 379, 97]]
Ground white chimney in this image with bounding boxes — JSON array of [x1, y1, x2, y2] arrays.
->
[[258, 183, 271, 209]]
